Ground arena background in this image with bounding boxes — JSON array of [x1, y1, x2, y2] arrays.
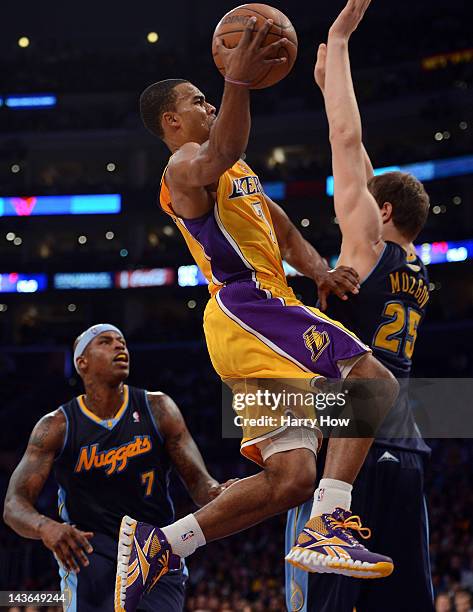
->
[[0, 0, 472, 610]]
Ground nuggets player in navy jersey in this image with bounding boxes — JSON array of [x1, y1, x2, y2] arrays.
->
[[4, 324, 233, 612], [113, 16, 403, 612], [286, 1, 433, 610]]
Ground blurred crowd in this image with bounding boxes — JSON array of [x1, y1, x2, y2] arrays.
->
[[1, 436, 473, 611], [0, 2, 472, 610], [0, 49, 470, 135], [428, 441, 473, 611], [0, 344, 472, 610], [0, 4, 471, 136]]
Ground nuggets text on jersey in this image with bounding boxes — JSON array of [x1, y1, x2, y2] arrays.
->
[[74, 435, 152, 475]]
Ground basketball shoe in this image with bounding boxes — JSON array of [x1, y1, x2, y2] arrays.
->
[[285, 507, 393, 578], [114, 515, 180, 612]]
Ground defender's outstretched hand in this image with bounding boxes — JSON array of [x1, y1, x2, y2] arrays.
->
[[329, 0, 372, 39]]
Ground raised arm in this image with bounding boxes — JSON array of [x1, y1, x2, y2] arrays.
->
[[168, 19, 289, 192], [148, 393, 236, 507], [266, 195, 359, 310], [315, 45, 374, 184], [319, 0, 384, 277], [3, 411, 94, 573]]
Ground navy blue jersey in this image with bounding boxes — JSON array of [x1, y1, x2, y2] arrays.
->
[[327, 241, 430, 453], [54, 385, 174, 539]]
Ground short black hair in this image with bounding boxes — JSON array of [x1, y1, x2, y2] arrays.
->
[[139, 79, 189, 139]]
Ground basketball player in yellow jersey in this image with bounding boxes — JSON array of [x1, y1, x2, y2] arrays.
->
[[114, 18, 400, 611]]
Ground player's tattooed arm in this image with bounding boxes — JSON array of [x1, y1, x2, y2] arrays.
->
[[265, 194, 360, 310], [3, 411, 66, 539], [148, 392, 237, 506], [3, 411, 94, 573]]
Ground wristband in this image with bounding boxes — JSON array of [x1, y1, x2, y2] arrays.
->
[[224, 76, 252, 87]]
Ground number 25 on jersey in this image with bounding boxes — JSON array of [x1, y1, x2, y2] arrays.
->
[[373, 301, 422, 361]]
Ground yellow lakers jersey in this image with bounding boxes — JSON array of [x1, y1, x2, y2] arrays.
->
[[160, 159, 291, 297]]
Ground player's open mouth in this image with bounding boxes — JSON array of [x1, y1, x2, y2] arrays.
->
[[113, 353, 128, 364]]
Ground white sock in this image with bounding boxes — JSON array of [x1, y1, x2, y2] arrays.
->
[[161, 514, 206, 558], [311, 478, 353, 516]]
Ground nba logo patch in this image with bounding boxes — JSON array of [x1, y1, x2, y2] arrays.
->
[[317, 488, 325, 502], [132, 411, 140, 423], [181, 530, 194, 542]]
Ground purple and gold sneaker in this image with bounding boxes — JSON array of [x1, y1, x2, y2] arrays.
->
[[114, 515, 180, 612], [285, 507, 393, 579]]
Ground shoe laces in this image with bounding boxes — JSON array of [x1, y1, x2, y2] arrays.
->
[[328, 513, 372, 544]]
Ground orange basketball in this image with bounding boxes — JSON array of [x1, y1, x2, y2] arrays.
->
[[212, 4, 298, 90]]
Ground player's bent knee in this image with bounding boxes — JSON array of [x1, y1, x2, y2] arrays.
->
[[265, 446, 317, 510], [371, 357, 399, 406], [384, 366, 399, 405], [277, 469, 316, 508], [349, 353, 399, 405]]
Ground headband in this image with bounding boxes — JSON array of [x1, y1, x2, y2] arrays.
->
[[74, 323, 124, 373]]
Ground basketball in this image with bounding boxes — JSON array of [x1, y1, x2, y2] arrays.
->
[[212, 4, 298, 89]]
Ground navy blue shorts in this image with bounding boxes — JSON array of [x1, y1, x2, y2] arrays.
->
[[286, 446, 434, 612], [59, 531, 186, 612]]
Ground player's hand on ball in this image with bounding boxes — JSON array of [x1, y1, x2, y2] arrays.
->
[[39, 518, 94, 573], [208, 478, 239, 500], [316, 266, 360, 311], [314, 43, 327, 93], [329, 0, 372, 39], [214, 18, 288, 84]]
